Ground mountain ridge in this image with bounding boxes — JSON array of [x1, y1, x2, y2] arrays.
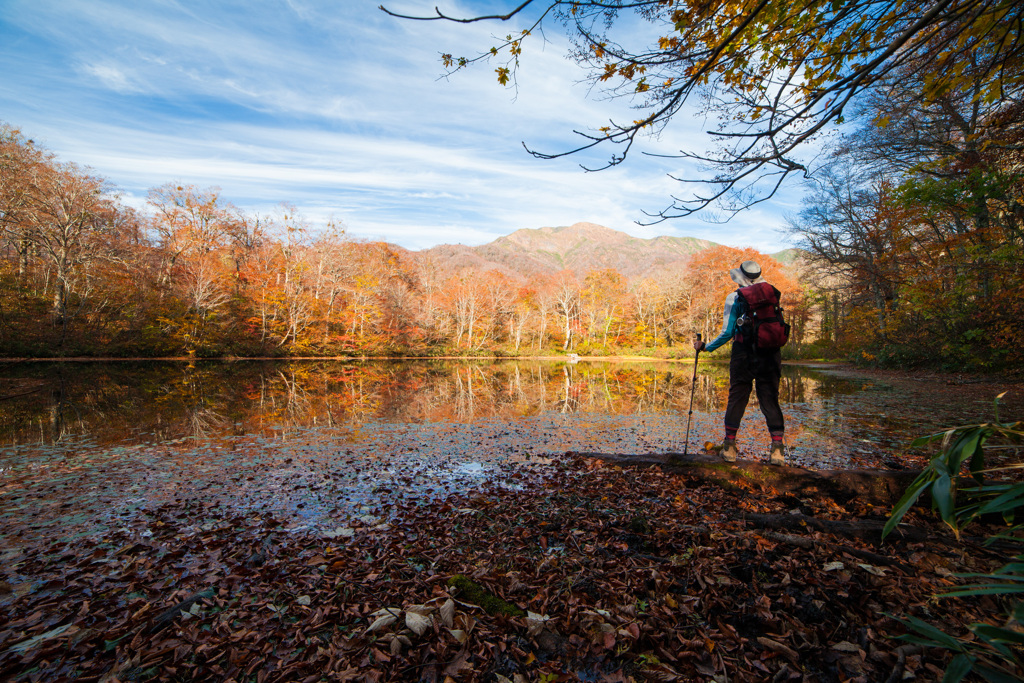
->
[[416, 221, 797, 279]]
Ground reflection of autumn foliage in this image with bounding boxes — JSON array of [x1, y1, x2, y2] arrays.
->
[[1, 360, 861, 448]]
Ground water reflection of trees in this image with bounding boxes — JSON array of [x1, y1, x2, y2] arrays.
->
[[0, 360, 855, 448]]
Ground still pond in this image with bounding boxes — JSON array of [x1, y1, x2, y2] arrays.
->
[[0, 359, 1016, 552]]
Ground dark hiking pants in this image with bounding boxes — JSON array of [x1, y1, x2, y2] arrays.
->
[[724, 343, 784, 437]]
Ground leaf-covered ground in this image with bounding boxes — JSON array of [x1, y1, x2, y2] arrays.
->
[[0, 454, 1003, 683]]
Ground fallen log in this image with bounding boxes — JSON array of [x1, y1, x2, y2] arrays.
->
[[743, 511, 1016, 563], [568, 450, 921, 507], [742, 512, 931, 544]]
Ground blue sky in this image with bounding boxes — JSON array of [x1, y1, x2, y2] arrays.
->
[[1, 0, 807, 252]]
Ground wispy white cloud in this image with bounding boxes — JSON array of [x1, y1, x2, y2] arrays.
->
[[0, 0, 802, 254], [79, 63, 140, 93]]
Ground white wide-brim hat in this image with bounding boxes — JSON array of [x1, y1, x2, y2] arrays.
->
[[729, 260, 765, 287]]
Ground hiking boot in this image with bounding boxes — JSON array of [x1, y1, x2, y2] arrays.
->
[[720, 439, 738, 462], [769, 442, 786, 466]]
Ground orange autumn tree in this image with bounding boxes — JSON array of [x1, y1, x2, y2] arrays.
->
[[581, 268, 627, 352], [0, 126, 147, 352], [685, 246, 802, 350], [147, 184, 241, 353]]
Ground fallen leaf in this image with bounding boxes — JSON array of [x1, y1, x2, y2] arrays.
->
[[440, 598, 456, 628], [453, 613, 476, 635], [322, 527, 354, 539], [406, 610, 432, 637], [857, 563, 886, 576], [526, 611, 550, 637], [366, 612, 398, 634], [757, 636, 798, 662], [406, 603, 434, 616], [442, 650, 471, 676]]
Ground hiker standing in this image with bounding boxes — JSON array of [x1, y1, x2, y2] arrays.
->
[[693, 260, 789, 465]]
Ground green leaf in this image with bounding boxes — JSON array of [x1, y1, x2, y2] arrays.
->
[[994, 391, 1007, 422], [898, 633, 949, 647], [978, 486, 1024, 516], [962, 567, 1024, 579], [933, 473, 954, 528], [912, 431, 947, 448], [969, 445, 986, 481], [985, 533, 1024, 547], [942, 654, 973, 683], [943, 585, 1024, 598], [951, 429, 984, 472], [973, 623, 1024, 645], [899, 615, 966, 651], [952, 569, 1024, 581], [884, 475, 934, 538], [976, 664, 1024, 683]]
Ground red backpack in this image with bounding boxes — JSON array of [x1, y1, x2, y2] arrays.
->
[[735, 282, 790, 351]]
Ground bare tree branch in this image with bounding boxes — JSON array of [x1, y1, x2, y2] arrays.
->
[[378, 1, 538, 23]]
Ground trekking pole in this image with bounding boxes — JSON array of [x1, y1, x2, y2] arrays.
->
[[682, 333, 701, 456]]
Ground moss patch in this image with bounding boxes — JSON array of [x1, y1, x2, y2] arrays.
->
[[628, 516, 651, 534], [446, 575, 526, 617]]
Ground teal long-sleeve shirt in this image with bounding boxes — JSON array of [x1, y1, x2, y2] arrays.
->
[[704, 291, 744, 353]]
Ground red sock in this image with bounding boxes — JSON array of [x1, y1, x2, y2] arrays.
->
[[771, 434, 784, 443], [725, 427, 738, 441]]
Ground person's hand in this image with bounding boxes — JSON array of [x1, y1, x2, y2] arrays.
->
[[692, 338, 705, 351]]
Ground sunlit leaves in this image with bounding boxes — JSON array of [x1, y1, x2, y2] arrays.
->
[[393, 0, 1024, 216], [790, 57, 1024, 371]]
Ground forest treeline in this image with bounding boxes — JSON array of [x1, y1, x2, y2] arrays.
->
[[0, 123, 812, 360], [2, 76, 1022, 370]]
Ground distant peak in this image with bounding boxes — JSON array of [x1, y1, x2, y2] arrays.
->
[[565, 222, 626, 237], [501, 222, 626, 243]]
